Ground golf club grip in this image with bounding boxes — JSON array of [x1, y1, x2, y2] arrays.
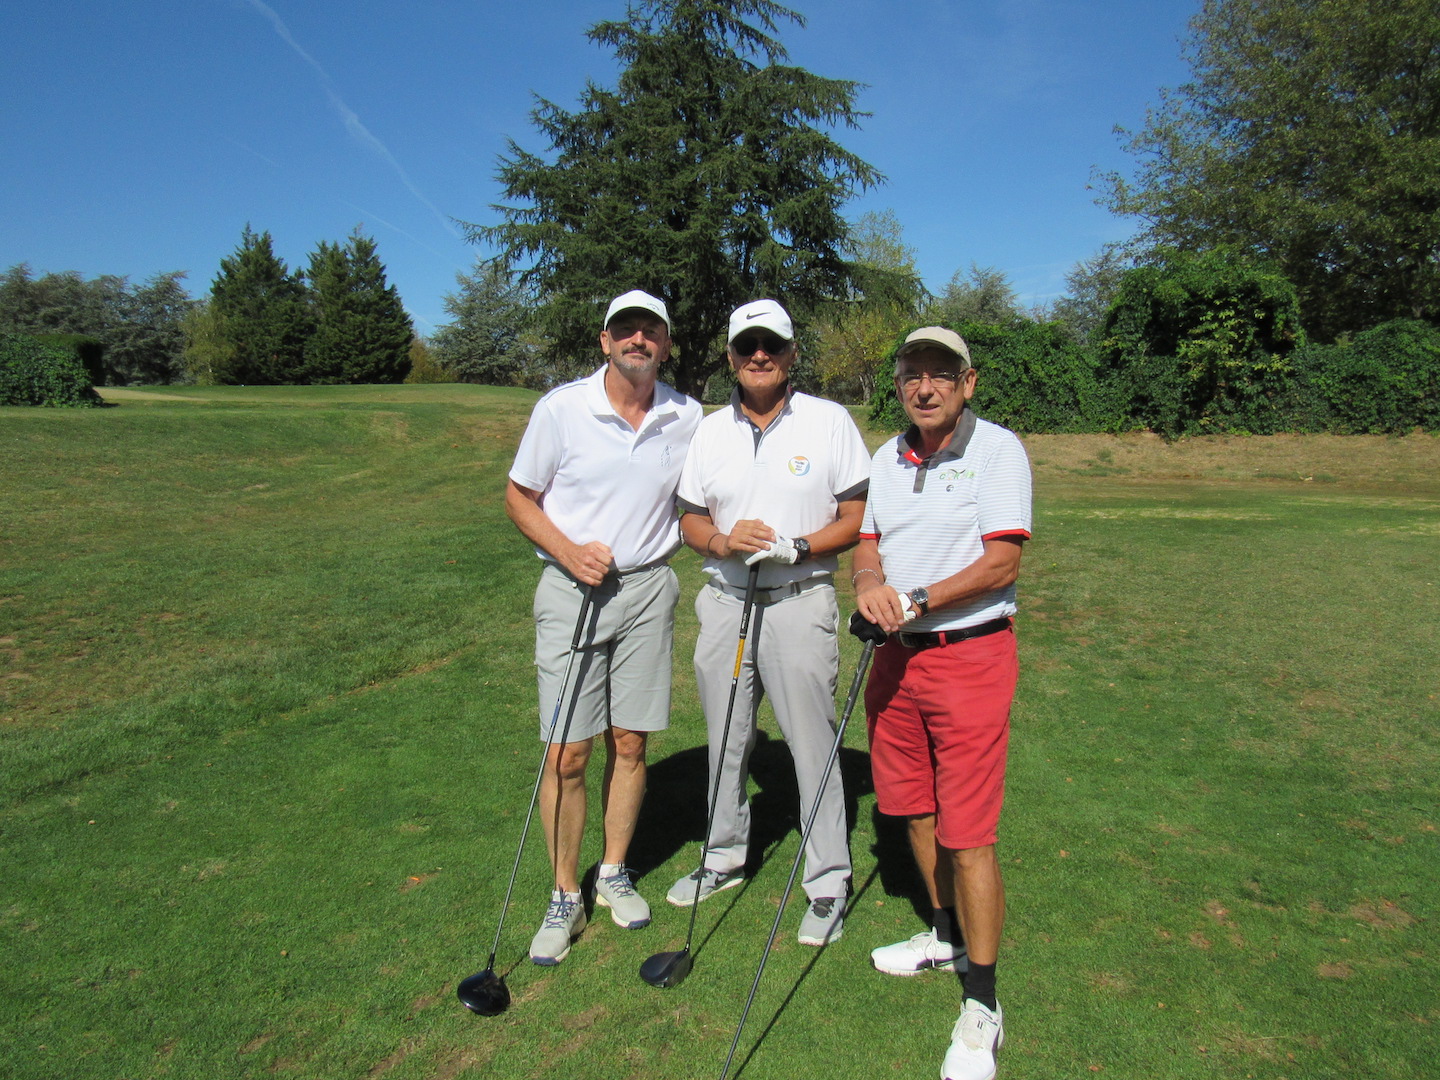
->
[[731, 564, 760, 675]]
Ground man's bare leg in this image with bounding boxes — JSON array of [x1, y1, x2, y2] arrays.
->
[[600, 727, 647, 866], [539, 737, 593, 893]]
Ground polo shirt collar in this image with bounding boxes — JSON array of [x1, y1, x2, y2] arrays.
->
[[728, 382, 794, 422], [584, 365, 679, 422], [899, 406, 977, 467]]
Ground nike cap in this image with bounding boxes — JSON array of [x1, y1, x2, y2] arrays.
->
[[728, 299, 794, 344], [604, 290, 670, 331]]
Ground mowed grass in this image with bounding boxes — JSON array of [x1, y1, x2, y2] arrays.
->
[[2, 386, 1437, 1080]]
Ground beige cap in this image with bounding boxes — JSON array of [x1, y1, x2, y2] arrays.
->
[[728, 299, 794, 344], [604, 290, 670, 331], [897, 326, 972, 368]]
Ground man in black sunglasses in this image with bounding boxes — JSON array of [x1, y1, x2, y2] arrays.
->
[[668, 299, 870, 947]]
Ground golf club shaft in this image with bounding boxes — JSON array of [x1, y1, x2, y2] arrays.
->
[[718, 638, 877, 1080], [483, 583, 594, 968], [681, 562, 761, 947]]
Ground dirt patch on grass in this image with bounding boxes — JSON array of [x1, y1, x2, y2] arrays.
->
[[1349, 899, 1417, 930], [1022, 432, 1440, 489]]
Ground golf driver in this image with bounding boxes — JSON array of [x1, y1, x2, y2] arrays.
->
[[717, 610, 886, 1078], [639, 562, 761, 989], [457, 583, 595, 1015]]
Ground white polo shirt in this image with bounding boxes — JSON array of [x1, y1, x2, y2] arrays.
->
[[861, 412, 1032, 631], [678, 389, 871, 590], [509, 366, 702, 571]]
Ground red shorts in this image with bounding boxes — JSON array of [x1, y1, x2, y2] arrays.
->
[[864, 627, 1017, 850]]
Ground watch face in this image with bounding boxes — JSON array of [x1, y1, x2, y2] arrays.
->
[[911, 587, 929, 610]]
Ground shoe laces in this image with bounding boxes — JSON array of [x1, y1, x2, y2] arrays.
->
[[958, 1003, 999, 1050], [600, 868, 637, 897], [809, 897, 838, 918], [542, 894, 579, 928]]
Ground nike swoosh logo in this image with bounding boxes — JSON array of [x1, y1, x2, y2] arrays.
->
[[746, 311, 766, 319]]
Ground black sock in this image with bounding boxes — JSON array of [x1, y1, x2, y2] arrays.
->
[[963, 961, 997, 1010], [932, 906, 963, 947]]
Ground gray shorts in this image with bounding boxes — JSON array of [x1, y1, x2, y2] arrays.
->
[[533, 562, 679, 743]]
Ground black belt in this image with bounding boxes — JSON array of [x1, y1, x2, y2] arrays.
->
[[895, 617, 1012, 650]]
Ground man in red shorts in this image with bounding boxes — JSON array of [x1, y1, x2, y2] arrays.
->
[[852, 327, 1032, 1080]]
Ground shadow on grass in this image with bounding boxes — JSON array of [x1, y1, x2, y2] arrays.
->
[[634, 731, 877, 885]]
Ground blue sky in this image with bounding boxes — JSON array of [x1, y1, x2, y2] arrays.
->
[[1, 0, 1199, 334]]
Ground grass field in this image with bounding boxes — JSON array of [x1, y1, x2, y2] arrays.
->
[[3, 385, 1437, 1080]]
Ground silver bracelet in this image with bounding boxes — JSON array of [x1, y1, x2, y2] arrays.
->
[[851, 567, 882, 587]]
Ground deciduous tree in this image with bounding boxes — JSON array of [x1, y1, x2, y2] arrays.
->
[[1102, 0, 1440, 340]]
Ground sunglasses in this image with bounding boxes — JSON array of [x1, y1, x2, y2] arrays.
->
[[731, 334, 791, 358]]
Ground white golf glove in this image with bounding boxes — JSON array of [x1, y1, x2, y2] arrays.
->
[[744, 535, 799, 566], [896, 589, 920, 622]]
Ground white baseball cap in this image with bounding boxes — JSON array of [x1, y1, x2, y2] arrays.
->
[[897, 326, 972, 368], [728, 299, 794, 344], [604, 290, 670, 331]]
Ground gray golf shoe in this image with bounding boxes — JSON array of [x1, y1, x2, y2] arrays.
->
[[529, 889, 586, 965], [797, 895, 845, 946], [593, 865, 651, 928], [666, 866, 744, 907]]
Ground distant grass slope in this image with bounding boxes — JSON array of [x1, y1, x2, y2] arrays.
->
[[1, 386, 1435, 1080]]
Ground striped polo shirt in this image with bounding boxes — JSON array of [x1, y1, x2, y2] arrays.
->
[[860, 410, 1032, 632]]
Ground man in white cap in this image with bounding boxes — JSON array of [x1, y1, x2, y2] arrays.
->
[[852, 326, 1032, 1080], [666, 298, 870, 946], [506, 289, 702, 965]]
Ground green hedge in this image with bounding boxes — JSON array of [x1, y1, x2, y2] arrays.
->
[[1289, 319, 1440, 434], [0, 332, 102, 407], [868, 320, 1114, 434]]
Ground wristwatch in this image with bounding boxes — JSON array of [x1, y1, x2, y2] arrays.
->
[[907, 587, 930, 616], [792, 537, 811, 562]]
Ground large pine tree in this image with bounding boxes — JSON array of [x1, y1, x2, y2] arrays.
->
[[305, 234, 413, 385], [476, 0, 882, 396], [209, 228, 312, 384]]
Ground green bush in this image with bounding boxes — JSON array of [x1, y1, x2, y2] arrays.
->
[[1294, 319, 1440, 434], [1096, 250, 1304, 435], [30, 333, 106, 386], [0, 332, 102, 407], [867, 321, 1114, 433]]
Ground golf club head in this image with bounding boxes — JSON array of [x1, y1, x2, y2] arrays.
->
[[457, 968, 510, 1016], [639, 947, 692, 988]]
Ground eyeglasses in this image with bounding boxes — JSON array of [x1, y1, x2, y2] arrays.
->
[[731, 334, 791, 358], [896, 370, 966, 390]]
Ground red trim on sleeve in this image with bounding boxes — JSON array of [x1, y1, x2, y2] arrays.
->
[[858, 531, 881, 540], [982, 529, 1031, 541]]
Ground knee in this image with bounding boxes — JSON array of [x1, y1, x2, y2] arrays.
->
[[610, 729, 648, 766], [552, 742, 593, 782]]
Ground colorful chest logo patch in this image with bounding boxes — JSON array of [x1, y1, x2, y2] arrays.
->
[[788, 456, 811, 476]]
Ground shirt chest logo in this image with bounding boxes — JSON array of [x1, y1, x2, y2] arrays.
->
[[935, 466, 977, 492], [787, 455, 811, 476]]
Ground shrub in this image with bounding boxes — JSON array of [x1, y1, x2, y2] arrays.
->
[[1096, 250, 1304, 435], [0, 332, 102, 406], [868, 321, 1114, 433], [1292, 319, 1440, 434]]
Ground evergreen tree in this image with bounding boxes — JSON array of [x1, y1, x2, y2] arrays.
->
[[305, 233, 413, 385], [924, 264, 1021, 327], [210, 227, 312, 384], [475, 0, 882, 397], [0, 264, 193, 385], [430, 259, 537, 386]]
